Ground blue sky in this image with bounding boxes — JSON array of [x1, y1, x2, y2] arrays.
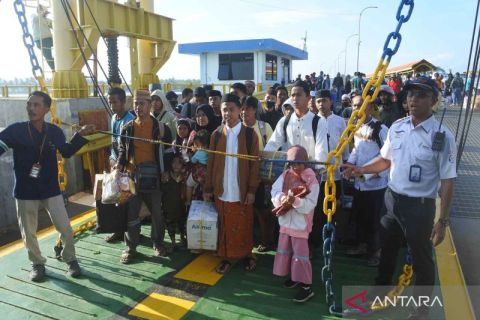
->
[[0, 0, 475, 81]]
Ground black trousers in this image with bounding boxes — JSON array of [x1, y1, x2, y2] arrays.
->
[[375, 188, 436, 298], [353, 187, 386, 253], [125, 191, 165, 250]]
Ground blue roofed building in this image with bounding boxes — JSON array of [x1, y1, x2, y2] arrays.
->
[[178, 38, 308, 90]]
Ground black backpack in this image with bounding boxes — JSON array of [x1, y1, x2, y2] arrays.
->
[[283, 112, 320, 144]]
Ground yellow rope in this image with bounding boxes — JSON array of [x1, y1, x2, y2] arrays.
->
[[96, 130, 262, 162]]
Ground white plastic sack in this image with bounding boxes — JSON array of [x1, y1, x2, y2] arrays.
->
[[187, 200, 218, 250], [101, 171, 120, 204]]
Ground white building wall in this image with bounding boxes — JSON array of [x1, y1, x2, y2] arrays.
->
[[203, 53, 220, 84], [255, 51, 264, 85], [201, 51, 293, 92]]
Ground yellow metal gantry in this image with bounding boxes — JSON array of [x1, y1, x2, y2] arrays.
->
[[51, 0, 175, 98]]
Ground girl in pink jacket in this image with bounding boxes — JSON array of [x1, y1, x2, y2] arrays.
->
[[271, 145, 319, 303]]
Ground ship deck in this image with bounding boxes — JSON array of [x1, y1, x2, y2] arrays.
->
[[0, 106, 477, 320], [0, 205, 471, 320]]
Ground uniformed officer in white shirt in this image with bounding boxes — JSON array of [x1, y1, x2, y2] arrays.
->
[[343, 76, 456, 319], [345, 95, 389, 267], [264, 80, 329, 167], [309, 89, 349, 252]]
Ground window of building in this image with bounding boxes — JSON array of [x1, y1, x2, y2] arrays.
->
[[266, 54, 278, 81], [218, 53, 254, 80], [281, 58, 290, 83]]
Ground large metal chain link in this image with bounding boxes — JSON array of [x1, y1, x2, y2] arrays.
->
[[322, 0, 414, 315], [54, 219, 97, 258], [13, 0, 45, 84], [370, 248, 414, 311]]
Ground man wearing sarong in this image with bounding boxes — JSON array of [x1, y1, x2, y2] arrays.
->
[[204, 93, 260, 274]]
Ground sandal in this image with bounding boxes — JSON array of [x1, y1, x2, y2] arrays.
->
[[120, 250, 136, 264], [215, 260, 232, 274], [154, 246, 168, 257], [367, 256, 380, 267], [105, 232, 123, 243], [256, 244, 270, 252], [244, 257, 257, 271]]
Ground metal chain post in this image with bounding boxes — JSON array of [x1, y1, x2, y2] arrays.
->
[[370, 247, 414, 311], [13, 0, 45, 87], [321, 0, 415, 315], [13, 0, 67, 192]]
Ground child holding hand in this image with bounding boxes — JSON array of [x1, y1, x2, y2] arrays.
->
[[271, 145, 319, 303], [185, 129, 210, 203]]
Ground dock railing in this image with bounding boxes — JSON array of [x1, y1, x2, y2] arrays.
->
[[0, 82, 268, 98]]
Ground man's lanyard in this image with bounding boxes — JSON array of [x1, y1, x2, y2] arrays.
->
[[27, 122, 47, 164]]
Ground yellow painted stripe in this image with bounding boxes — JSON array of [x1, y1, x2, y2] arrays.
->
[[434, 199, 476, 320], [128, 293, 194, 320], [174, 252, 224, 286], [0, 209, 96, 258]]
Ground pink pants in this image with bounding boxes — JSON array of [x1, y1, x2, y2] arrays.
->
[[273, 233, 312, 285]]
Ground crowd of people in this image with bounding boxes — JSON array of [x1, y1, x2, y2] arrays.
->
[[0, 69, 458, 315]]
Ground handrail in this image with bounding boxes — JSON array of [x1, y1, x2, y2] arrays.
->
[[0, 82, 273, 97]]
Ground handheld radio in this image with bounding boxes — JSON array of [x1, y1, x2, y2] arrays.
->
[[432, 108, 447, 152]]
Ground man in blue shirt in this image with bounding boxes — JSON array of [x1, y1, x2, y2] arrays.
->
[[0, 91, 95, 282], [108, 87, 135, 168], [105, 87, 135, 243]]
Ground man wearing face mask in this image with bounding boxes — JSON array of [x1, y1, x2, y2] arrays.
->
[[258, 87, 284, 130], [338, 94, 353, 119]]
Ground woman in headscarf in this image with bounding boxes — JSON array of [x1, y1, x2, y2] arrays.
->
[[151, 89, 178, 169], [194, 104, 221, 133], [151, 89, 178, 141]]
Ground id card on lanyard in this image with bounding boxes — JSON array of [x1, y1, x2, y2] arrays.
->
[[28, 122, 47, 179], [409, 164, 422, 183]]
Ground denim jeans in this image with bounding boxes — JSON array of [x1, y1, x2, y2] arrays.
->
[[452, 88, 463, 106]]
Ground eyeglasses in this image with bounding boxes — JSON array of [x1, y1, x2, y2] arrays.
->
[[407, 89, 433, 98]]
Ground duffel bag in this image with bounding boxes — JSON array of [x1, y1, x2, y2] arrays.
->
[[95, 200, 128, 233]]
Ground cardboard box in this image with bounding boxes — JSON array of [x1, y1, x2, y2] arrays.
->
[[93, 173, 104, 200], [187, 200, 218, 250]]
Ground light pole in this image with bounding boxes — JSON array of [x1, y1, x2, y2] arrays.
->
[[337, 50, 345, 74], [345, 33, 358, 76], [356, 6, 378, 73]]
